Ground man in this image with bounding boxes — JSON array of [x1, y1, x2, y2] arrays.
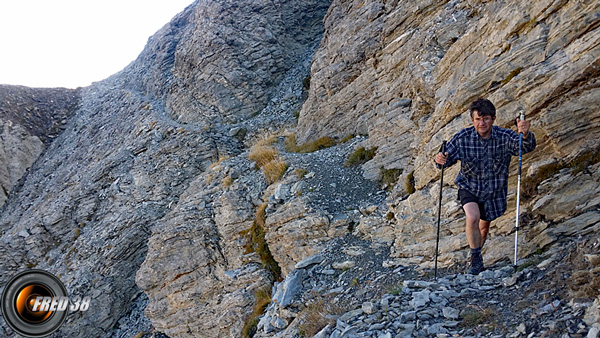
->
[[434, 98, 535, 275]]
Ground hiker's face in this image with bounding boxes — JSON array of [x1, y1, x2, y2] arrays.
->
[[471, 111, 495, 137]]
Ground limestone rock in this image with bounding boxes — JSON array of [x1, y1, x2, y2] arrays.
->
[[264, 198, 331, 275], [0, 85, 79, 207], [0, 120, 44, 206], [296, 0, 600, 269], [0, 0, 330, 336], [161, 0, 331, 129]]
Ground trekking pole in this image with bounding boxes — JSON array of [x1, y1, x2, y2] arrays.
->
[[434, 140, 447, 280], [513, 112, 525, 270]]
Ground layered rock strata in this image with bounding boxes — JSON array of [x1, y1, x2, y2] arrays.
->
[[0, 0, 331, 337], [0, 85, 79, 206], [1, 0, 599, 337], [296, 0, 600, 268]]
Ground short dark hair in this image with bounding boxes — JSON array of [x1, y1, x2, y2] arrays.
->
[[469, 98, 496, 118]]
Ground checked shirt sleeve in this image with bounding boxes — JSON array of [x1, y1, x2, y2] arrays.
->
[[508, 131, 536, 155], [434, 134, 461, 169]]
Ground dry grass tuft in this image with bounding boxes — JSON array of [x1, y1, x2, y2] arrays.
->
[[255, 135, 279, 147], [262, 158, 288, 184], [285, 133, 336, 153], [249, 146, 278, 168], [208, 155, 230, 170], [248, 138, 288, 184], [298, 294, 351, 337], [345, 147, 377, 167], [242, 286, 272, 338], [222, 175, 233, 188]]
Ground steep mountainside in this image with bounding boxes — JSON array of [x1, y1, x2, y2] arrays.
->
[[297, 0, 600, 269], [0, 0, 599, 338], [0, 85, 79, 206], [0, 0, 330, 337]]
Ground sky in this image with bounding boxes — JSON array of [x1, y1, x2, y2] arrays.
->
[[0, 0, 194, 89]]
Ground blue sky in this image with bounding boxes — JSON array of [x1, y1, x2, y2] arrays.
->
[[0, 0, 194, 88]]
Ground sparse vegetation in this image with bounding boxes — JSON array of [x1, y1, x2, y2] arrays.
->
[[379, 167, 403, 190], [242, 203, 282, 281], [522, 148, 600, 199], [501, 67, 523, 86], [460, 306, 498, 328], [298, 293, 350, 337], [249, 138, 288, 184], [255, 135, 279, 147], [388, 284, 404, 296], [516, 255, 542, 272], [568, 268, 600, 299], [209, 155, 231, 170], [345, 147, 377, 167], [405, 170, 415, 194], [285, 133, 336, 153], [262, 158, 288, 184], [302, 75, 311, 91], [222, 175, 233, 187], [141, 102, 152, 110], [242, 287, 272, 338], [293, 168, 308, 178], [248, 146, 278, 169], [340, 134, 355, 143], [565, 242, 600, 299]]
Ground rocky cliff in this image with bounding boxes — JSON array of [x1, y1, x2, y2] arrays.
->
[[297, 0, 600, 269], [0, 85, 79, 207], [0, 0, 599, 338]]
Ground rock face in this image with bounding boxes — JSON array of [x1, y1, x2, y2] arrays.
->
[[136, 157, 273, 337], [296, 0, 600, 267], [1, 0, 599, 337], [253, 234, 598, 338], [126, 0, 331, 130], [0, 0, 330, 337], [0, 85, 79, 206]]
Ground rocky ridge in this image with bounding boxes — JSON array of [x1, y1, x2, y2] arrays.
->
[[0, 0, 599, 337], [0, 0, 332, 337], [253, 233, 600, 338], [0, 85, 79, 206], [296, 0, 600, 271]]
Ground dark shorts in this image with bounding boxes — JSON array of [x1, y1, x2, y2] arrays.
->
[[458, 189, 489, 222]]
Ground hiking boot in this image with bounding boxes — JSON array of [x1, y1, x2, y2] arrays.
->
[[467, 254, 484, 275]]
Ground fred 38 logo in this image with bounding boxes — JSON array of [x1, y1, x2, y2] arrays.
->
[[1, 270, 90, 337]]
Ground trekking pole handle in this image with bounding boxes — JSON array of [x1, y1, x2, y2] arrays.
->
[[519, 111, 525, 122], [438, 141, 447, 169]]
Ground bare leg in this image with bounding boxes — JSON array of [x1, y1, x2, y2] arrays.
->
[[463, 202, 482, 249], [464, 202, 487, 274], [479, 220, 491, 248]]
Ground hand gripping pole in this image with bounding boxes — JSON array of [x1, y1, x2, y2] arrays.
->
[[514, 112, 525, 269], [435, 140, 447, 280]]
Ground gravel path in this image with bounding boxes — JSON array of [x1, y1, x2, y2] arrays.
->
[[282, 137, 387, 215]]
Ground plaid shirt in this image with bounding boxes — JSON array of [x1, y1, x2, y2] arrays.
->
[[442, 125, 536, 220]]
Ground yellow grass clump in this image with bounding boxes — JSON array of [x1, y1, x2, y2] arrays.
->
[[249, 136, 288, 184]]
